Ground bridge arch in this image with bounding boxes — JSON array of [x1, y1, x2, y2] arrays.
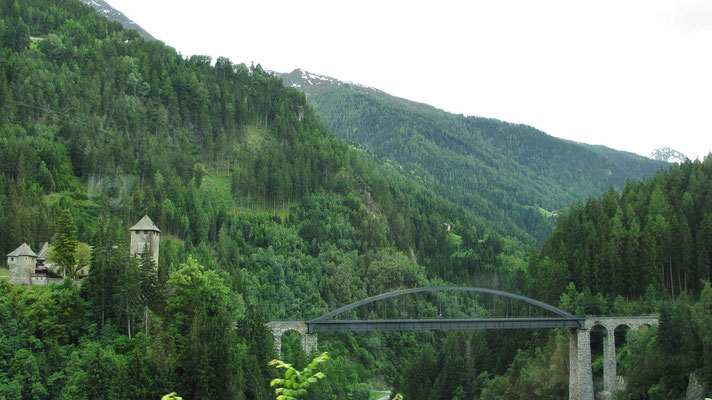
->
[[571, 316, 659, 399], [265, 321, 318, 357], [309, 286, 578, 323]]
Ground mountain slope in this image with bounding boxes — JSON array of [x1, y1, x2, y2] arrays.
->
[[1, 0, 520, 287], [0, 2, 550, 396], [278, 69, 670, 239]]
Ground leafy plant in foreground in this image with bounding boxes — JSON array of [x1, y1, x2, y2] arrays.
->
[[269, 352, 329, 400]]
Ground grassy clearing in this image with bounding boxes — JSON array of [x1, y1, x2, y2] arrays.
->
[[162, 234, 185, 245], [202, 170, 296, 219], [447, 231, 462, 247], [538, 206, 551, 217], [369, 390, 391, 400], [200, 173, 233, 209], [0, 267, 8, 277], [234, 197, 297, 219], [260, 200, 296, 219], [244, 125, 270, 146]]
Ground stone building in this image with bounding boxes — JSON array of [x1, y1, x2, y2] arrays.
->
[[129, 215, 160, 266], [6, 216, 160, 285], [6, 241, 75, 286], [6, 243, 38, 285]]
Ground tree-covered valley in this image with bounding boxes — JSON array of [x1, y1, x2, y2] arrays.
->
[[278, 69, 669, 241], [0, 1, 711, 399]]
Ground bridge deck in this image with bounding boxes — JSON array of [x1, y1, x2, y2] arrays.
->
[[308, 317, 584, 332]]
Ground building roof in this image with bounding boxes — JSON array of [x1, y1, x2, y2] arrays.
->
[[36, 242, 50, 259], [6, 243, 37, 258], [129, 215, 161, 233]]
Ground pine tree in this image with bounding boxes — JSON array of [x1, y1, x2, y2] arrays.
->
[[82, 219, 125, 327], [116, 257, 142, 339], [138, 244, 160, 334], [238, 304, 275, 400], [51, 210, 78, 278]]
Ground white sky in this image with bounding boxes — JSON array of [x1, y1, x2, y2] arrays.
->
[[106, 0, 712, 160]]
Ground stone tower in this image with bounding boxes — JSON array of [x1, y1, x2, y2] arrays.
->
[[6, 243, 37, 285], [130, 215, 160, 266]]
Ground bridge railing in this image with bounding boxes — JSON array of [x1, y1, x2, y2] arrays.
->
[[582, 314, 659, 318]]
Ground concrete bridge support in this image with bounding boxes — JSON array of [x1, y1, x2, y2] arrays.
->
[[569, 317, 659, 400], [570, 327, 593, 400], [602, 324, 616, 396], [265, 321, 318, 357]]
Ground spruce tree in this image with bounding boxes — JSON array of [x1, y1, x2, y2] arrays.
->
[[138, 244, 161, 334], [51, 209, 78, 278]]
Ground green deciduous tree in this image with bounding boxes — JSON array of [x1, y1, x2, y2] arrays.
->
[[166, 256, 246, 399]]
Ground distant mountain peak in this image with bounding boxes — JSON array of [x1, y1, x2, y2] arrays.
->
[[79, 0, 156, 40], [276, 68, 439, 114], [649, 147, 688, 164], [295, 69, 336, 86], [277, 68, 380, 95]]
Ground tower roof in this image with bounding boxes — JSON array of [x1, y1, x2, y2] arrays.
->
[[6, 243, 37, 258], [36, 242, 50, 259], [130, 215, 161, 233]]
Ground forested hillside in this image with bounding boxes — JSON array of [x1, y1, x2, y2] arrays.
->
[[279, 69, 669, 240], [0, 1, 531, 398], [0, 0, 513, 281], [393, 159, 712, 400], [529, 159, 712, 304], [521, 158, 712, 399]]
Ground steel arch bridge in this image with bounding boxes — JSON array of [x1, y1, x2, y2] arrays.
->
[[307, 286, 585, 332], [266, 286, 583, 356], [266, 286, 655, 400]]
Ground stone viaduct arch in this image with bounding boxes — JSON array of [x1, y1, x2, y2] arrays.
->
[[569, 316, 658, 400], [265, 321, 318, 357]]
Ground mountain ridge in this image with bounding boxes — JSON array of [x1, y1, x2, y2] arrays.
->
[[279, 68, 667, 162], [278, 68, 453, 116], [79, 0, 156, 40], [277, 68, 670, 239]]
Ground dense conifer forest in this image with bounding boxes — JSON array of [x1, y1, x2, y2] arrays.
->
[[407, 160, 712, 399], [279, 69, 669, 241], [0, 1, 710, 399]]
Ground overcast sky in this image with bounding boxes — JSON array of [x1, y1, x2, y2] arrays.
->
[[107, 0, 712, 160]]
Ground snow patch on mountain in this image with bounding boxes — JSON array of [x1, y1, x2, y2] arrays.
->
[[79, 0, 156, 40], [277, 69, 379, 93], [301, 70, 333, 84], [649, 147, 688, 164]]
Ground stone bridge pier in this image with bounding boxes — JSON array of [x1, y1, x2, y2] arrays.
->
[[569, 316, 659, 400], [265, 321, 318, 357]]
